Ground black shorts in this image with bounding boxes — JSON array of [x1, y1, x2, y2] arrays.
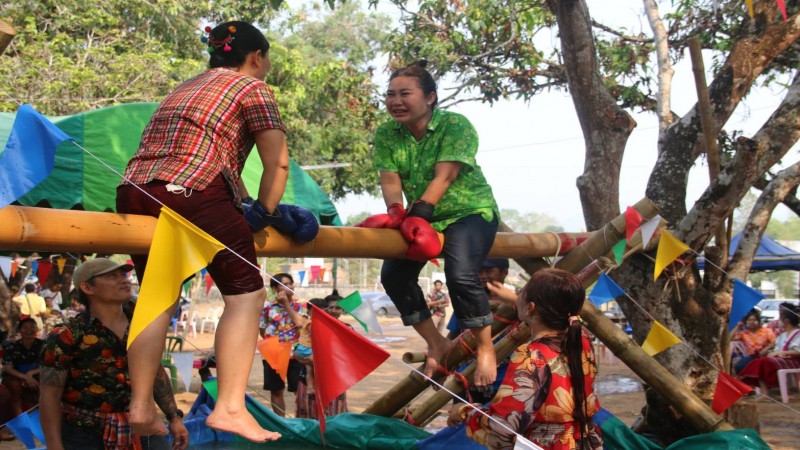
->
[[263, 358, 301, 393]]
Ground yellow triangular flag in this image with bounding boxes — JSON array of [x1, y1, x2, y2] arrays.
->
[[128, 206, 225, 347], [744, 0, 754, 19], [56, 257, 67, 274], [653, 230, 690, 280], [641, 320, 681, 356]]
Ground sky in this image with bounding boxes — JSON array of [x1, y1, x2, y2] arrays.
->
[[328, 0, 796, 231]]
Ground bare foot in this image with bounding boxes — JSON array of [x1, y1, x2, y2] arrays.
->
[[424, 337, 456, 380], [473, 345, 497, 388], [130, 402, 168, 436], [206, 408, 281, 442]]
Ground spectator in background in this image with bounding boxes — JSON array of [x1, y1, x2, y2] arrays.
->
[[427, 280, 450, 335], [13, 284, 47, 334], [739, 303, 800, 394], [1, 317, 43, 417], [260, 273, 307, 417], [1, 285, 21, 344], [731, 308, 776, 374]]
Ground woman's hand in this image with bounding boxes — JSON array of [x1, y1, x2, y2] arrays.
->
[[24, 374, 39, 389], [447, 403, 468, 427]]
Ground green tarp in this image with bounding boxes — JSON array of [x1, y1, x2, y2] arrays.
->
[[0, 103, 341, 225]]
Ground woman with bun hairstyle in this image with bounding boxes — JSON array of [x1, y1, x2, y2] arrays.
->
[[359, 60, 500, 389], [117, 21, 287, 442], [449, 268, 602, 450]]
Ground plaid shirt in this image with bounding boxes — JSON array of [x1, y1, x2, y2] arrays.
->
[[122, 68, 285, 204]]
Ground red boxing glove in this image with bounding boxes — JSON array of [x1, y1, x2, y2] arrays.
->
[[355, 203, 407, 229], [400, 216, 442, 261]]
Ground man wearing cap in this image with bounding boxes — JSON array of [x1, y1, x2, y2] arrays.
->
[[39, 258, 188, 450]]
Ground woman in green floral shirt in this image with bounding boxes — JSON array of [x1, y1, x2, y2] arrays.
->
[[367, 60, 500, 389]]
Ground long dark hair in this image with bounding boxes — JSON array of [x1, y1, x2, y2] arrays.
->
[[521, 268, 590, 447], [208, 21, 270, 69], [389, 60, 438, 107]]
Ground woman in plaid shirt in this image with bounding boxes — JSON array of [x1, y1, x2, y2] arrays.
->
[[117, 21, 287, 443]]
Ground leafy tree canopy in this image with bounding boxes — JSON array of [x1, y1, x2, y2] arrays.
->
[[0, 0, 389, 200]]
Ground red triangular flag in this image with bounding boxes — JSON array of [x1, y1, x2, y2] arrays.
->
[[204, 272, 214, 296], [11, 261, 18, 278], [712, 371, 753, 414], [37, 261, 53, 284], [310, 303, 390, 438], [625, 206, 643, 241], [776, 0, 788, 21]]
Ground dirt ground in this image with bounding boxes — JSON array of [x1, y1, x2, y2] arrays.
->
[[3, 316, 800, 449]]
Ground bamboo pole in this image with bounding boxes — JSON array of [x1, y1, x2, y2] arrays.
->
[[0, 206, 590, 258], [0, 19, 15, 56], [402, 352, 426, 364], [364, 199, 659, 418]]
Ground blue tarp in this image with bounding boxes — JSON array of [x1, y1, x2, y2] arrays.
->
[[697, 232, 800, 271]]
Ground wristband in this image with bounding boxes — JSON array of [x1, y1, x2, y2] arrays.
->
[[407, 200, 435, 222]]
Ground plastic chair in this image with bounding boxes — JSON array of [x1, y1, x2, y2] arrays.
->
[[174, 310, 198, 338], [777, 368, 800, 403], [162, 336, 184, 391], [200, 307, 221, 334]]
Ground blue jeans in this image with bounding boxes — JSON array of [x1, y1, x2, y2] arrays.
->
[[381, 213, 498, 329]]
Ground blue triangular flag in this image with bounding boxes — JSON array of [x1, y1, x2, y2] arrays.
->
[[5, 411, 37, 449], [729, 279, 766, 331], [27, 410, 46, 444], [0, 256, 12, 278], [298, 270, 306, 285], [589, 273, 626, 306], [0, 104, 74, 208]]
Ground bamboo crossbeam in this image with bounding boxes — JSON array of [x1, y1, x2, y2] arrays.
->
[[0, 206, 591, 258], [402, 352, 426, 364]]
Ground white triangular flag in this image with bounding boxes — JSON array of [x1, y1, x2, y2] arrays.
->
[[170, 351, 195, 392], [0, 256, 12, 279], [514, 435, 544, 450], [640, 215, 661, 248]]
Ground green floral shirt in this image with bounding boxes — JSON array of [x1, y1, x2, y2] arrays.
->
[[373, 109, 498, 231], [40, 311, 131, 434]]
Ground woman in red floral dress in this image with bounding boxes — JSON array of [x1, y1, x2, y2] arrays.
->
[[449, 268, 602, 450]]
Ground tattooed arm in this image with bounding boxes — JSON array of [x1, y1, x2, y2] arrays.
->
[[154, 366, 189, 450], [39, 367, 67, 450]]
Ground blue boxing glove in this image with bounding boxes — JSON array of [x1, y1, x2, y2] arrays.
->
[[274, 204, 320, 244], [241, 197, 282, 232]]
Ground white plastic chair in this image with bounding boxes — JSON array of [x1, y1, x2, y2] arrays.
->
[[200, 307, 221, 333], [174, 310, 198, 338], [777, 368, 800, 403]]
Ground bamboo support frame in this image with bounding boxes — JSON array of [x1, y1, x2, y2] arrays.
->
[[371, 197, 734, 434], [0, 19, 15, 56], [0, 206, 590, 258]]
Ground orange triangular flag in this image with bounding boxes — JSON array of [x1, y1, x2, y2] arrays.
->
[[11, 261, 17, 278], [257, 336, 292, 382], [56, 257, 67, 274], [641, 320, 681, 356], [653, 230, 690, 280], [745, 0, 754, 18], [712, 371, 753, 414]]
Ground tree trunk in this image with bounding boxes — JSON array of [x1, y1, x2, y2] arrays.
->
[[546, 0, 636, 230]]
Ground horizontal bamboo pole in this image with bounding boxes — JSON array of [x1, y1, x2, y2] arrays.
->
[[0, 206, 590, 258], [402, 352, 426, 364]]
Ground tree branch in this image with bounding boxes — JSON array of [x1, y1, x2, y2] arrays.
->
[[591, 19, 651, 43], [753, 177, 800, 217], [642, 0, 674, 131]]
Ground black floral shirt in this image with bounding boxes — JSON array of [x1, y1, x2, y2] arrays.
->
[[3, 338, 44, 373], [40, 311, 131, 429]]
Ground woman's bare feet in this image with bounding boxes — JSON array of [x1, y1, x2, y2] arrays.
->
[[129, 402, 168, 436], [206, 408, 281, 442], [473, 344, 497, 388]]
